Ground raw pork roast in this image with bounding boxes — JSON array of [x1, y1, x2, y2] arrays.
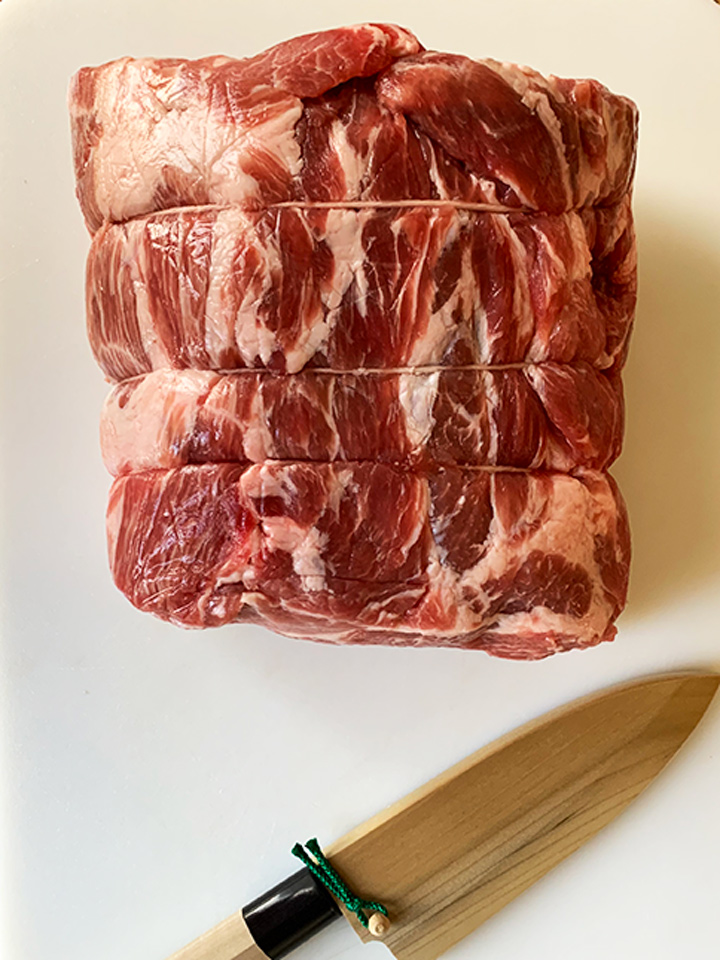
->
[[70, 23, 637, 658]]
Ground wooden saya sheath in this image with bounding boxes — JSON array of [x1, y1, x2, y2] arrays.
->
[[165, 674, 719, 960]]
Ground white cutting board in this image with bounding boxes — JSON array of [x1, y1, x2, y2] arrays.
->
[[1, 1, 719, 958]]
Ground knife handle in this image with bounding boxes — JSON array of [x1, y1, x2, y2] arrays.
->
[[166, 910, 265, 960], [165, 868, 342, 960]]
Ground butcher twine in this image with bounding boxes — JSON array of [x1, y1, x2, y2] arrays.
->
[[291, 838, 388, 929]]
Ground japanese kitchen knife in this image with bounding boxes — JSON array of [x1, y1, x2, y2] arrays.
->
[[166, 672, 718, 960]]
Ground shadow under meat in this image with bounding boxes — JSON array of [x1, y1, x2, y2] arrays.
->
[[613, 203, 720, 617]]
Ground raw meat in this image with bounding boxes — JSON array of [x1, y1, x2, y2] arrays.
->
[[375, 53, 637, 212], [100, 365, 623, 475], [107, 463, 630, 658], [86, 201, 636, 381], [69, 27, 637, 232], [70, 23, 638, 658]]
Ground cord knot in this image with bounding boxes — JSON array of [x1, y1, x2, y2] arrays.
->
[[291, 838, 389, 934]]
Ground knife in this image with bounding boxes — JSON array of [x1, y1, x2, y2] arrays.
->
[[166, 672, 718, 960]]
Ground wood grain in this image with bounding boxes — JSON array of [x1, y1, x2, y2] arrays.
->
[[326, 673, 718, 960], [165, 911, 267, 960]]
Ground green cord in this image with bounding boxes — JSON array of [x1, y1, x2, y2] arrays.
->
[[291, 838, 388, 929]]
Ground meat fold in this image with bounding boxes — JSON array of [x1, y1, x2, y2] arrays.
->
[[69, 24, 638, 232], [101, 365, 624, 475], [86, 201, 635, 381], [107, 462, 630, 658]]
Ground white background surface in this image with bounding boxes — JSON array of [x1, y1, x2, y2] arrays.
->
[[1, 1, 719, 958]]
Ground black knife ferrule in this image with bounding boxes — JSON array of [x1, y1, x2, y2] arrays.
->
[[242, 867, 342, 959]]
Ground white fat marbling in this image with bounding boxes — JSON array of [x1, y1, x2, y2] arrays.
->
[[398, 372, 439, 450]]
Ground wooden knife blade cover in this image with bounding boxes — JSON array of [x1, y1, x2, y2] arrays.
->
[[166, 672, 719, 960]]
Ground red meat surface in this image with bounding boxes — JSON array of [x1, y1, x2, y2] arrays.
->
[[70, 23, 637, 657]]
